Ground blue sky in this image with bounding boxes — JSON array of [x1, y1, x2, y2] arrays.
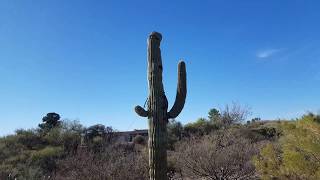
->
[[1, 0, 319, 136]]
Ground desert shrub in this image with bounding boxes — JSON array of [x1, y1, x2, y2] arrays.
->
[[167, 119, 183, 149], [0, 120, 83, 179], [167, 150, 184, 179], [83, 124, 117, 152], [59, 120, 83, 154], [184, 103, 251, 137], [61, 131, 81, 155], [218, 103, 251, 127], [42, 127, 63, 146], [175, 129, 261, 179], [0, 134, 57, 179], [61, 120, 84, 134], [254, 113, 320, 180], [85, 124, 107, 139], [253, 126, 278, 139], [0, 115, 120, 179], [184, 118, 218, 137], [31, 146, 63, 174], [240, 126, 281, 143], [54, 145, 148, 180], [90, 136, 105, 153], [15, 129, 43, 149], [133, 135, 146, 145]]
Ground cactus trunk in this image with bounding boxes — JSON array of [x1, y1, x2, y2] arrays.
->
[[135, 32, 187, 180]]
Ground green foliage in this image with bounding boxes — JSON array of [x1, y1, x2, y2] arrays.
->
[[85, 124, 108, 140], [0, 133, 44, 179], [184, 118, 218, 136], [0, 118, 85, 179], [84, 124, 115, 152], [31, 146, 63, 161], [208, 108, 220, 123], [253, 143, 281, 179], [249, 126, 280, 141], [31, 146, 63, 174], [15, 129, 43, 149], [43, 127, 63, 146], [1, 110, 319, 179], [38, 112, 61, 132], [254, 113, 320, 180], [60, 120, 83, 154]]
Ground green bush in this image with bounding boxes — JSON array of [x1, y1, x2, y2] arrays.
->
[[254, 114, 320, 180], [16, 129, 43, 149], [184, 118, 218, 136], [31, 146, 63, 174]]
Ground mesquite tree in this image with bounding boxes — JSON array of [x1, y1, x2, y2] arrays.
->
[[135, 32, 187, 180]]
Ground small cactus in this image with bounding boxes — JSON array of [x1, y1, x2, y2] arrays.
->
[[135, 32, 187, 180]]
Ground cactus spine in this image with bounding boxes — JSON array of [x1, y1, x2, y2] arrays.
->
[[135, 32, 187, 180]]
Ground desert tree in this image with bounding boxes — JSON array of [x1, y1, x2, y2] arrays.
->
[[38, 112, 61, 132]]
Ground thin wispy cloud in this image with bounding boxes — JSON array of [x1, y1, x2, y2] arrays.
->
[[256, 49, 281, 59]]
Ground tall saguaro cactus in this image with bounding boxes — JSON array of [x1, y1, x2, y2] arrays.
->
[[135, 32, 187, 180]]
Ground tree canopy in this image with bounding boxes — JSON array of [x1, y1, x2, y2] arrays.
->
[[38, 112, 61, 131]]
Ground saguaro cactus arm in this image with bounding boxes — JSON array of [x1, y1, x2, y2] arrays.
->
[[168, 61, 187, 118], [135, 105, 148, 117]]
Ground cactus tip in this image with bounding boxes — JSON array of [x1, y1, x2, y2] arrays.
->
[[149, 31, 162, 41], [179, 60, 186, 67]]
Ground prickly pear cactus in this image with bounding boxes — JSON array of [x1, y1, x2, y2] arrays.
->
[[135, 32, 187, 180]]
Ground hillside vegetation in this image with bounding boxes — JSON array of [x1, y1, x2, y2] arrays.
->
[[0, 105, 319, 180]]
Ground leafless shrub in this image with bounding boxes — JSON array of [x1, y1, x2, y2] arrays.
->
[[53, 144, 148, 180], [219, 102, 252, 127], [174, 129, 260, 180]]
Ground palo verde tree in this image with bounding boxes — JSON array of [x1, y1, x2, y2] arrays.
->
[[135, 32, 187, 180]]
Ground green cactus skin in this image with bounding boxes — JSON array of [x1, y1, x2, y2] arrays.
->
[[135, 32, 187, 180]]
